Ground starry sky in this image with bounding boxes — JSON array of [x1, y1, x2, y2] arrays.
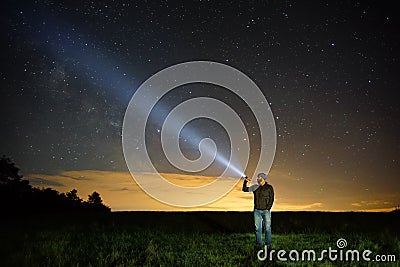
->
[[1, 0, 399, 211]]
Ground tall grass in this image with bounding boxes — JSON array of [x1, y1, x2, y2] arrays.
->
[[1, 228, 398, 266], [0, 212, 398, 266]]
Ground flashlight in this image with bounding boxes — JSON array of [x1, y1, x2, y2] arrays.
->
[[242, 175, 250, 182]]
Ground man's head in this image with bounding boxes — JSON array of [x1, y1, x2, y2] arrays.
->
[[257, 173, 267, 186]]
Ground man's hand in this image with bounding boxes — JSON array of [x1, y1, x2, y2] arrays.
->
[[245, 177, 251, 182]]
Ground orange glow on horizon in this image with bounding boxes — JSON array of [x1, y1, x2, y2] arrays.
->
[[27, 170, 398, 212]]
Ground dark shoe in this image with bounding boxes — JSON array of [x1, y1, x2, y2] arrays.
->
[[254, 244, 263, 250]]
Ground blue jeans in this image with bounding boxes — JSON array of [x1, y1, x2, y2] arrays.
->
[[254, 209, 271, 246]]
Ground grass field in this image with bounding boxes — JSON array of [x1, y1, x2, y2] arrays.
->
[[0, 212, 398, 266]]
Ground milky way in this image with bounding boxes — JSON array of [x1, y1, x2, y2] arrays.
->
[[1, 1, 399, 210]]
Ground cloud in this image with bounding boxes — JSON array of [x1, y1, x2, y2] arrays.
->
[[29, 176, 64, 187], [349, 200, 395, 212], [109, 187, 130, 191]]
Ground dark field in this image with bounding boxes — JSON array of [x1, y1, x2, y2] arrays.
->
[[0, 211, 399, 266]]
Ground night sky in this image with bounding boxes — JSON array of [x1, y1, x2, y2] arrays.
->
[[1, 0, 399, 211]]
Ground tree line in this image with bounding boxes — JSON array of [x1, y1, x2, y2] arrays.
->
[[0, 156, 110, 213]]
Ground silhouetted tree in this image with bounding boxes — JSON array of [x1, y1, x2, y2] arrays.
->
[[33, 187, 63, 212], [0, 156, 110, 214], [66, 189, 83, 208], [87, 191, 102, 205], [0, 156, 21, 183], [0, 156, 31, 190], [0, 156, 31, 212], [85, 191, 111, 212]]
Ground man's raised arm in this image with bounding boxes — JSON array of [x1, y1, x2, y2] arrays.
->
[[242, 178, 259, 192]]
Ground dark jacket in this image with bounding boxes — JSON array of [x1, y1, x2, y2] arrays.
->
[[242, 180, 274, 210]]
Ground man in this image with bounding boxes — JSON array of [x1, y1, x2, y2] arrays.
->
[[242, 173, 274, 248]]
